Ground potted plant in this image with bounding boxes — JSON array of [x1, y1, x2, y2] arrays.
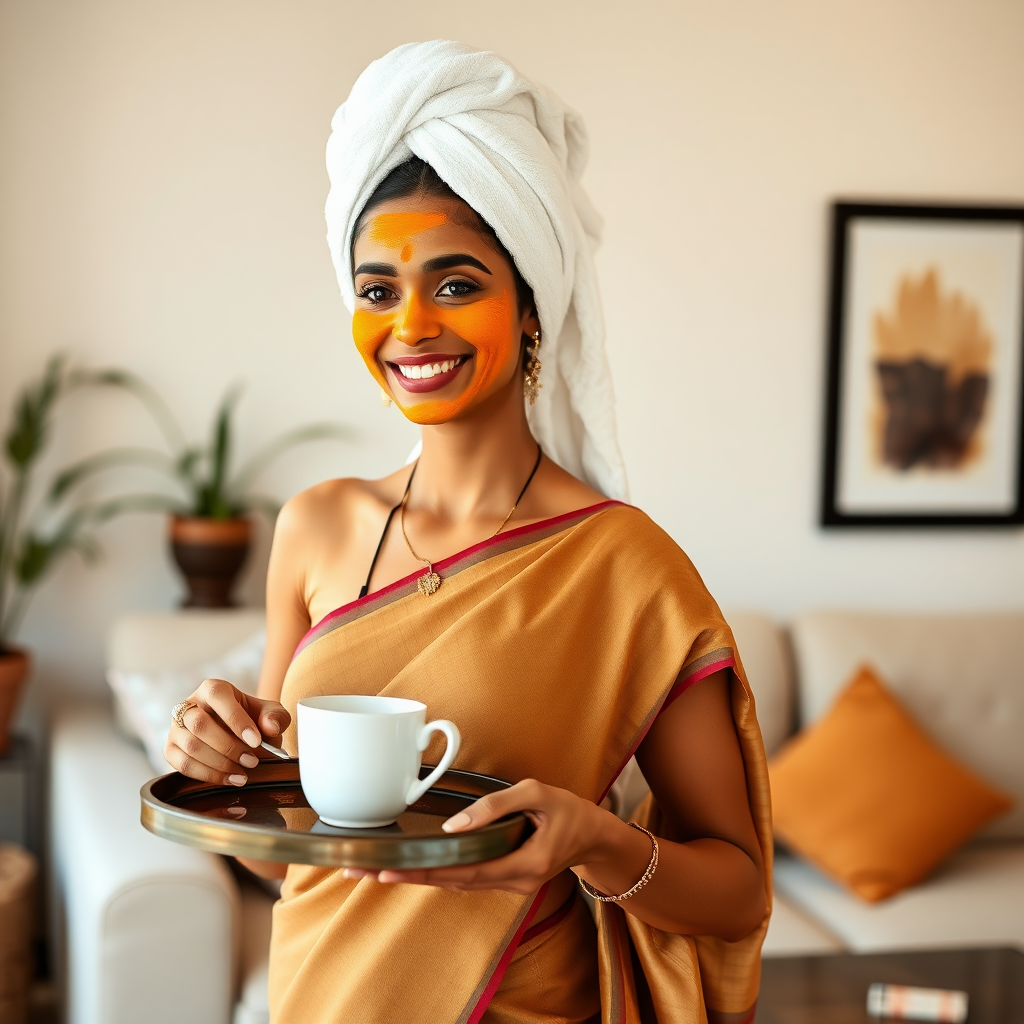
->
[[0, 358, 171, 754], [60, 372, 351, 607]]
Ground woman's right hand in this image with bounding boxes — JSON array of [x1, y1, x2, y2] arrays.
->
[[164, 677, 292, 786]]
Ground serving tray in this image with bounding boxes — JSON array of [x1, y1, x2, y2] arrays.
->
[[140, 761, 530, 869]]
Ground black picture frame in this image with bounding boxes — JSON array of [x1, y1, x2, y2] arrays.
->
[[821, 201, 1024, 528]]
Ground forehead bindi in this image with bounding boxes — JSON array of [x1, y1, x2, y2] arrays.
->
[[367, 212, 448, 263]]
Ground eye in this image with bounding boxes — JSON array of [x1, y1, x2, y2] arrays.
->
[[437, 278, 480, 299], [356, 283, 395, 305]]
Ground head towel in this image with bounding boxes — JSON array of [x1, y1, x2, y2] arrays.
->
[[325, 40, 628, 500]]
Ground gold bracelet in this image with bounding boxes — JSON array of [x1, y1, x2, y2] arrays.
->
[[578, 823, 659, 903]]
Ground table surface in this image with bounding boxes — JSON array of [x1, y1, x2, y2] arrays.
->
[[757, 947, 1024, 1024]]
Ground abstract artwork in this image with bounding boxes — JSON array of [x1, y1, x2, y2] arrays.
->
[[822, 202, 1024, 526]]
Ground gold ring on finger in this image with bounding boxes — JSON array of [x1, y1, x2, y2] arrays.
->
[[171, 699, 199, 729]]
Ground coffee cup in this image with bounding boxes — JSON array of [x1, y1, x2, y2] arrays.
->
[[297, 695, 461, 828]]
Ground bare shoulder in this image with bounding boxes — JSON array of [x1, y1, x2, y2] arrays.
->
[[269, 466, 415, 622], [275, 467, 411, 543], [528, 457, 609, 519]]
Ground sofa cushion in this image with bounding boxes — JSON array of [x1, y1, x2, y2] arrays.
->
[[106, 611, 267, 773], [727, 611, 793, 758], [791, 611, 1024, 839], [769, 666, 1012, 902], [107, 609, 268, 672], [773, 843, 1024, 952]]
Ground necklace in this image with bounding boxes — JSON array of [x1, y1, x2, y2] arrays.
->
[[401, 444, 543, 597]]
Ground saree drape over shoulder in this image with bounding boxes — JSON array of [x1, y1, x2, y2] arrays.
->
[[269, 503, 773, 1024]]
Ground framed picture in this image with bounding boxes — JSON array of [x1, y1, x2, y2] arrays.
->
[[822, 201, 1024, 527]]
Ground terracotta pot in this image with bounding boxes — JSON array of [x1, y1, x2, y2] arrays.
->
[[0, 648, 30, 759], [169, 516, 252, 608]]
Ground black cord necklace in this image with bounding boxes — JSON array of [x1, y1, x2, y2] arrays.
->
[[401, 443, 544, 596]]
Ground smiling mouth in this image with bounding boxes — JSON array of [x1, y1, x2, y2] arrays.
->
[[387, 354, 470, 393]]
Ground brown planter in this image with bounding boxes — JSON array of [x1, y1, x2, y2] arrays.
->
[[0, 649, 30, 759], [169, 516, 252, 608]]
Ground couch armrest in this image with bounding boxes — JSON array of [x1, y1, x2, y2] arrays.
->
[[51, 702, 239, 1024]]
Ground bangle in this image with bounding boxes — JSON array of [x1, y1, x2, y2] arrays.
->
[[578, 823, 659, 903]]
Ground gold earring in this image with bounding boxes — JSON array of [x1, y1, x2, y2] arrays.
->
[[524, 330, 542, 405], [380, 389, 392, 408]]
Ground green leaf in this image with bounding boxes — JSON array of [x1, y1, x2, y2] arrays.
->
[[233, 493, 281, 519], [13, 535, 55, 586], [69, 367, 187, 453], [4, 355, 66, 469], [47, 448, 180, 504], [228, 422, 354, 498], [208, 384, 243, 511], [13, 528, 103, 587], [82, 493, 186, 523]]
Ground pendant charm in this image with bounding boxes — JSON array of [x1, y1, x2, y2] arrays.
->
[[417, 570, 441, 596]]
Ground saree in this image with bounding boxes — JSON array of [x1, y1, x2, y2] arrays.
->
[[268, 502, 773, 1024]]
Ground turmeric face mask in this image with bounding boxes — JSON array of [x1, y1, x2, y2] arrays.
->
[[351, 208, 523, 425]]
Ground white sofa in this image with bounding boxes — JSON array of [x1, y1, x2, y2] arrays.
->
[[47, 609, 1024, 1022]]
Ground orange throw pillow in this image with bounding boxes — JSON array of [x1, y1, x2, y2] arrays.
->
[[769, 665, 1013, 902]]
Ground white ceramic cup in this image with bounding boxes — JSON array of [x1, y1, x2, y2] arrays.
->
[[297, 695, 461, 828]]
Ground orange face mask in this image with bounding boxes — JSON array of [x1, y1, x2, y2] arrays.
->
[[352, 213, 520, 424]]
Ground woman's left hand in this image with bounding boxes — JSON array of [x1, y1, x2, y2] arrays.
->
[[342, 779, 604, 894]]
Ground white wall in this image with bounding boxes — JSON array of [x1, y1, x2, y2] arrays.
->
[[2, 0, 1023, 704]]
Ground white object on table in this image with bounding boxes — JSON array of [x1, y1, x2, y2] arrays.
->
[[867, 983, 968, 1023]]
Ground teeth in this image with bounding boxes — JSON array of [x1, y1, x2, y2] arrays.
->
[[397, 358, 461, 380]]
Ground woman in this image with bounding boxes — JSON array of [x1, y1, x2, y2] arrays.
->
[[166, 41, 772, 1024]]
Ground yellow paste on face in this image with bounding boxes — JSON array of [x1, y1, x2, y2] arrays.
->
[[353, 212, 519, 423]]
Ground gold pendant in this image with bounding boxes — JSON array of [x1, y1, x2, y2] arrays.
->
[[417, 571, 442, 596]]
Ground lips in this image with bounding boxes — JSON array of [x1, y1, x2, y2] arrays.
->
[[386, 354, 470, 393]]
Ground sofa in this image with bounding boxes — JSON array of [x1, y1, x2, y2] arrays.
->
[[47, 608, 1024, 1023]]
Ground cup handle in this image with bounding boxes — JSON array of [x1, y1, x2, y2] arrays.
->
[[406, 719, 461, 806]]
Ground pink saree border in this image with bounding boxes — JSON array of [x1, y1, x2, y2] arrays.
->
[[598, 650, 736, 805], [470, 649, 737, 1022], [293, 500, 625, 659], [465, 881, 551, 1024]]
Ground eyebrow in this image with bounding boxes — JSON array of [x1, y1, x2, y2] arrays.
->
[[421, 254, 492, 275], [353, 261, 398, 277]]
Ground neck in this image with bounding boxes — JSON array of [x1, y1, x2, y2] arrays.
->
[[409, 377, 538, 524]]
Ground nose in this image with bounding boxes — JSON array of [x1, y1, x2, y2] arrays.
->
[[394, 290, 441, 347]]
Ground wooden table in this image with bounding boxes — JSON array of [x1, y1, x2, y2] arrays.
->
[[757, 947, 1024, 1024]]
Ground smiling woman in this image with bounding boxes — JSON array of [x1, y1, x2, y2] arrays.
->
[[350, 172, 534, 425], [164, 40, 772, 1024]]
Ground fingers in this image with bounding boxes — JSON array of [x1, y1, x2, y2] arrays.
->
[[338, 779, 576, 894], [443, 779, 545, 833], [373, 853, 544, 894], [246, 695, 291, 739], [164, 679, 280, 784], [164, 733, 249, 787], [196, 678, 262, 748], [172, 707, 258, 766]]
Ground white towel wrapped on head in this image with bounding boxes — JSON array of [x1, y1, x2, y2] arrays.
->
[[325, 39, 627, 501]]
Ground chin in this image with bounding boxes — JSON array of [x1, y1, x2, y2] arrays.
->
[[396, 398, 468, 426], [401, 408, 453, 426], [391, 372, 510, 425]]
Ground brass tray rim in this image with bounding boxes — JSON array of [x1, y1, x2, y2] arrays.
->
[[140, 762, 529, 869]]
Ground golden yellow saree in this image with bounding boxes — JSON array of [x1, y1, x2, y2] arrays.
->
[[268, 502, 772, 1024]]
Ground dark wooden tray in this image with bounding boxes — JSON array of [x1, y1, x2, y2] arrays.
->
[[141, 761, 530, 869]]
